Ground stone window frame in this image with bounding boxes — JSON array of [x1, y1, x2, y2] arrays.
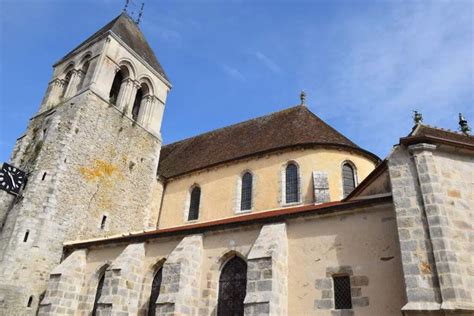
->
[[340, 160, 358, 199], [60, 62, 75, 99], [183, 183, 201, 223], [97, 212, 110, 231], [314, 265, 369, 315], [280, 160, 302, 207], [203, 250, 248, 315], [109, 59, 136, 109], [131, 76, 155, 124], [234, 169, 257, 214], [138, 258, 166, 315], [77, 52, 92, 92]]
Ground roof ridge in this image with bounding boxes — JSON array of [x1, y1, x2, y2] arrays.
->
[[162, 105, 305, 148], [415, 123, 474, 138], [302, 106, 359, 148]]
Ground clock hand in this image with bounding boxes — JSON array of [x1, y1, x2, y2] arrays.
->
[[7, 172, 16, 188]]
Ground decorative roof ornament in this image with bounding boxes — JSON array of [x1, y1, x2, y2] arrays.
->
[[300, 90, 306, 106], [413, 110, 423, 124], [459, 113, 471, 135]]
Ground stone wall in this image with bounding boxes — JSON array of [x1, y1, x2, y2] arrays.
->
[[155, 235, 203, 315], [0, 90, 163, 314], [388, 143, 474, 314], [38, 250, 88, 315], [36, 202, 405, 316], [245, 223, 288, 315]]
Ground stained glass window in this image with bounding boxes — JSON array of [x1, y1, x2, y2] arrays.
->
[[342, 163, 356, 197], [241, 172, 253, 211], [188, 186, 201, 220], [285, 163, 299, 203], [217, 257, 247, 316]]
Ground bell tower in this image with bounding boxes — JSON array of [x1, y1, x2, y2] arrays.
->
[[0, 13, 171, 314]]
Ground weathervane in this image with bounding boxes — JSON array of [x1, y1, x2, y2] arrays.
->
[[459, 113, 471, 135], [413, 110, 423, 124], [136, 3, 145, 25], [122, 0, 145, 25]]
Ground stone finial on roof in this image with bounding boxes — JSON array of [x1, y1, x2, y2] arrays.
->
[[413, 110, 423, 124], [459, 113, 471, 135], [300, 91, 306, 106]]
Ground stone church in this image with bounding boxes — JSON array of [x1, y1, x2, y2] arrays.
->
[[0, 12, 472, 316]]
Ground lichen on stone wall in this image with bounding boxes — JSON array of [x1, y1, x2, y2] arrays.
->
[[79, 159, 121, 181]]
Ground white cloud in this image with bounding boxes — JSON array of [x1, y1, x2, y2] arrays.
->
[[302, 1, 473, 156], [255, 51, 282, 74], [222, 64, 246, 82]]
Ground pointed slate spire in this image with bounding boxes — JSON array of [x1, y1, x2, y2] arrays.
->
[[57, 13, 169, 82]]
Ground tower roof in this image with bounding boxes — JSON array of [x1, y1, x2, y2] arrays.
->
[[57, 13, 169, 82], [158, 105, 380, 179]]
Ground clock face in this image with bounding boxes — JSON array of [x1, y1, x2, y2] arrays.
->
[[0, 163, 27, 195]]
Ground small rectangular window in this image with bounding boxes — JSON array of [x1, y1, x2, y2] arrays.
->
[[334, 275, 352, 309], [100, 216, 107, 230]]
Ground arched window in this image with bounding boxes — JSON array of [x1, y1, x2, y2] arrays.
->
[[109, 70, 124, 105], [342, 162, 356, 197], [61, 69, 73, 98], [188, 186, 201, 221], [240, 172, 253, 211], [131, 88, 143, 121], [148, 268, 163, 316], [131, 83, 150, 121], [217, 256, 247, 316], [92, 271, 106, 316], [78, 58, 90, 90], [285, 163, 299, 203]]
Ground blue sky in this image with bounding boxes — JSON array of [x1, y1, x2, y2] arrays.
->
[[0, 0, 473, 163]]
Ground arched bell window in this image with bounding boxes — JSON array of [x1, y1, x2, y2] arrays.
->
[[91, 270, 106, 316], [240, 172, 253, 211], [217, 256, 247, 316], [342, 162, 357, 197], [148, 268, 163, 316], [188, 186, 201, 221], [109, 70, 124, 105], [131, 82, 150, 122], [285, 162, 299, 203], [61, 67, 74, 98], [78, 54, 91, 90]]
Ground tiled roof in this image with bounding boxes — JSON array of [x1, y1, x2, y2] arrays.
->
[[158, 105, 380, 179], [410, 124, 474, 146], [57, 13, 169, 82]]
